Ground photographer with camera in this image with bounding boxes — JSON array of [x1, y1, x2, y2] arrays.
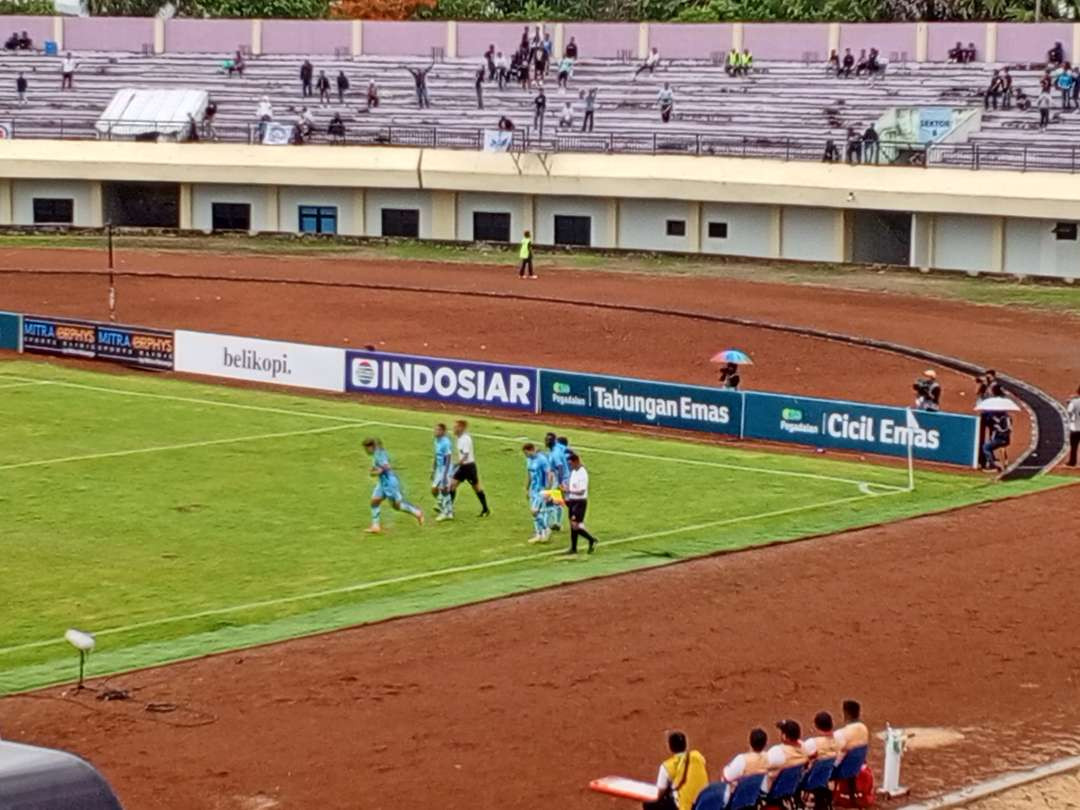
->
[[913, 369, 942, 412]]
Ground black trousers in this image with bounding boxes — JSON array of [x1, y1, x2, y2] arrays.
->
[[519, 256, 534, 276], [582, 110, 594, 132], [1069, 431, 1080, 466]]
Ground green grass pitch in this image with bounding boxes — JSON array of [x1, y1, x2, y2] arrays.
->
[[0, 359, 1067, 694]]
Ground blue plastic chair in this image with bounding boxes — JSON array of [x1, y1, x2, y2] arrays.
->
[[727, 772, 766, 810], [832, 745, 868, 781], [799, 757, 836, 809], [764, 763, 806, 808], [691, 782, 729, 810]]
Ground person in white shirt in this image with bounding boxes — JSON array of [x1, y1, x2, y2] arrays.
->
[[635, 46, 660, 78], [564, 453, 598, 554], [720, 728, 769, 802], [60, 52, 76, 90], [802, 711, 842, 760], [765, 720, 808, 790], [657, 83, 675, 123], [834, 699, 870, 766], [558, 100, 574, 129], [449, 419, 490, 516], [1067, 384, 1080, 466]]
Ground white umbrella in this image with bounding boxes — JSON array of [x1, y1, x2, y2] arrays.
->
[[975, 397, 1020, 413]]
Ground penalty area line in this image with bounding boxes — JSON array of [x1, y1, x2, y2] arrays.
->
[[0, 488, 893, 657]]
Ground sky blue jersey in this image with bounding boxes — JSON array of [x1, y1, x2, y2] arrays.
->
[[548, 442, 570, 483], [434, 435, 453, 469], [372, 447, 397, 485], [526, 453, 551, 493]]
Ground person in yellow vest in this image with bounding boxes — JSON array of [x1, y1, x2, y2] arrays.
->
[[834, 699, 869, 765], [738, 48, 753, 76], [802, 711, 841, 759], [518, 229, 536, 279], [765, 719, 808, 790], [725, 47, 739, 77], [720, 727, 770, 801], [645, 730, 708, 810]]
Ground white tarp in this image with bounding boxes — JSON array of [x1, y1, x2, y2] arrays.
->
[[95, 88, 208, 141]]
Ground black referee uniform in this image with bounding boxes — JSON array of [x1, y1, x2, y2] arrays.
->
[[566, 454, 597, 554]]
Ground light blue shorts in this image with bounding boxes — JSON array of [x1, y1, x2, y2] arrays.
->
[[373, 477, 403, 503], [431, 465, 451, 489], [529, 491, 548, 512]]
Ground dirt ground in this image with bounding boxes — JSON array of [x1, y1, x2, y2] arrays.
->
[[1, 249, 1079, 810], [965, 769, 1080, 810]]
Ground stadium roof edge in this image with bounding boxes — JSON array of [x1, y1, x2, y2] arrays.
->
[[1, 140, 1077, 218]]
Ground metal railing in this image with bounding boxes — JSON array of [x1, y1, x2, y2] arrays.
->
[[7, 117, 1080, 173]]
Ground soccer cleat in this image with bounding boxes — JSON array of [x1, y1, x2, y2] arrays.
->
[[364, 525, 382, 534], [550, 524, 562, 532], [479, 509, 491, 518], [588, 537, 597, 554], [435, 513, 454, 522], [527, 534, 544, 544]]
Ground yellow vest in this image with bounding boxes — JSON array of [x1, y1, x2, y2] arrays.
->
[[663, 750, 709, 810], [519, 237, 532, 259]]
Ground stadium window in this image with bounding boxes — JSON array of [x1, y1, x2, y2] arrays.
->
[[32, 198, 73, 225], [666, 219, 686, 237], [1053, 222, 1077, 241], [473, 211, 511, 242], [708, 221, 729, 239], [381, 208, 420, 238], [211, 202, 251, 232], [299, 205, 338, 235], [554, 214, 591, 247]]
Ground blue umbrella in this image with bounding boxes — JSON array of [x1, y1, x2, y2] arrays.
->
[[710, 349, 753, 365]]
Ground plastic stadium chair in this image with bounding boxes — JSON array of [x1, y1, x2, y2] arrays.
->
[[727, 772, 766, 810], [763, 763, 806, 809], [798, 757, 836, 809], [691, 782, 728, 810], [832, 745, 869, 806]]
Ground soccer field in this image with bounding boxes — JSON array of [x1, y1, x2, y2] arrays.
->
[[0, 359, 1062, 694]]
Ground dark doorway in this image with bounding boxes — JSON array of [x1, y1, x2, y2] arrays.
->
[[554, 214, 591, 247], [851, 210, 912, 266], [103, 182, 179, 228]]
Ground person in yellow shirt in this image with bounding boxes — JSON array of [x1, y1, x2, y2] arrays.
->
[[645, 731, 708, 810], [518, 229, 536, 279]]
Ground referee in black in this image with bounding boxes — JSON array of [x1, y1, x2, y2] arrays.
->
[[565, 452, 598, 554]]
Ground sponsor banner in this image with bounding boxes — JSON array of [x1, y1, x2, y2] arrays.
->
[[345, 350, 538, 411], [742, 391, 979, 467], [539, 369, 742, 435], [175, 330, 344, 392], [22, 315, 174, 368], [0, 311, 21, 351]]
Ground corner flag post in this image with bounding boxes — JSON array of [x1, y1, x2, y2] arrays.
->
[[904, 408, 919, 492]]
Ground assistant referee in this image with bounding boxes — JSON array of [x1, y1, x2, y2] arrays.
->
[[565, 452, 598, 554]]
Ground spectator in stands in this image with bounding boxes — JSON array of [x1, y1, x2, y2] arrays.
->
[[1067, 384, 1080, 466], [229, 49, 245, 77], [1041, 69, 1053, 93], [827, 49, 840, 72], [914, 369, 942, 411], [845, 127, 861, 163], [1049, 41, 1065, 67], [203, 99, 217, 139], [498, 115, 514, 131], [300, 60, 313, 97], [982, 410, 1012, 471], [316, 70, 331, 106], [1015, 87, 1031, 111], [15, 72, 26, 106], [328, 112, 346, 144], [1058, 64, 1075, 110], [965, 42, 977, 62], [1037, 87, 1052, 129], [474, 62, 485, 109], [60, 52, 76, 90], [557, 54, 573, 89], [366, 79, 379, 110], [495, 51, 509, 89], [3, 31, 17, 50], [484, 44, 496, 82], [405, 60, 435, 109], [657, 82, 674, 123], [766, 720, 808, 790], [558, 99, 574, 129], [739, 48, 753, 76], [519, 25, 530, 56], [530, 25, 542, 56], [646, 730, 708, 810], [17, 30, 30, 50], [984, 69, 1004, 110], [719, 362, 740, 389], [532, 42, 549, 82], [866, 47, 881, 74], [533, 87, 546, 136], [336, 70, 349, 105], [862, 122, 879, 164], [840, 48, 855, 77], [297, 106, 315, 142], [565, 36, 578, 59], [255, 95, 272, 140], [635, 46, 661, 79], [1001, 66, 1013, 108], [542, 31, 553, 59], [854, 48, 869, 76], [835, 699, 870, 764], [725, 48, 739, 77], [948, 41, 965, 63], [720, 728, 769, 803], [1071, 65, 1080, 108], [802, 712, 841, 760], [582, 87, 597, 132], [186, 112, 200, 142], [822, 139, 840, 163]]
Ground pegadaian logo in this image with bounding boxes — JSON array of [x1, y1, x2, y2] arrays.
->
[[781, 407, 803, 421], [552, 381, 571, 395]]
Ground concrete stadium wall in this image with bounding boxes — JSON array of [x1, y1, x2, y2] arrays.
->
[[9, 16, 1078, 63], [2, 141, 1080, 278]]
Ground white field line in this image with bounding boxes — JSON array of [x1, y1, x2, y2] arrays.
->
[[0, 380, 52, 391], [0, 423, 367, 472], [0, 488, 896, 657]]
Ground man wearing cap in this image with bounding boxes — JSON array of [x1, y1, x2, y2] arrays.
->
[[914, 369, 942, 412], [765, 720, 807, 789]]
